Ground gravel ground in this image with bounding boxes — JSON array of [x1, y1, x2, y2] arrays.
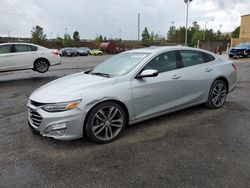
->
[[0, 54, 250, 188]]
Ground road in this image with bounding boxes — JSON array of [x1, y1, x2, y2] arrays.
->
[[0, 55, 250, 188]]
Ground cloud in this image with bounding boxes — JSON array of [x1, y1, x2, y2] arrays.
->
[[0, 0, 249, 39]]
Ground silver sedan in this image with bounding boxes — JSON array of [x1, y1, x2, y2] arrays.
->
[[28, 46, 237, 143]]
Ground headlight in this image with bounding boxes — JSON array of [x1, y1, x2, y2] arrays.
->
[[42, 100, 82, 112]]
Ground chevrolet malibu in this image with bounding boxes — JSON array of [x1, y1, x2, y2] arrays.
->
[[0, 43, 61, 73], [28, 46, 237, 143]]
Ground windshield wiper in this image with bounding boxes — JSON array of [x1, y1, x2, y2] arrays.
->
[[91, 72, 110, 78]]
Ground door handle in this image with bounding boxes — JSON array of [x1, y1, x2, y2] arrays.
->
[[205, 68, 213, 72], [172, 75, 181, 79]]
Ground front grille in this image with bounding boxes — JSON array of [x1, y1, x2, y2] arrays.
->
[[28, 107, 42, 127]]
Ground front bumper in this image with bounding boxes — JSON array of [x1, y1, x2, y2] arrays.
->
[[28, 103, 86, 140]]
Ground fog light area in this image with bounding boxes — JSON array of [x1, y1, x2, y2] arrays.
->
[[44, 122, 67, 134]]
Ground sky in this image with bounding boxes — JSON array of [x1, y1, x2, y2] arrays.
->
[[0, 0, 250, 40]]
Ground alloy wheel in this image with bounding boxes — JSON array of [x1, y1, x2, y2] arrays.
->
[[211, 82, 227, 107], [35, 60, 49, 73], [91, 106, 124, 141]]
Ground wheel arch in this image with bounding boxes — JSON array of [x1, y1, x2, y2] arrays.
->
[[213, 76, 229, 93], [83, 99, 130, 133]]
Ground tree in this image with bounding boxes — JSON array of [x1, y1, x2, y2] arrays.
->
[[141, 27, 150, 41], [167, 25, 176, 42], [141, 27, 152, 46], [31, 25, 47, 44], [231, 26, 240, 38], [95, 35, 103, 43], [73, 31, 80, 41], [216, 30, 222, 40], [191, 30, 203, 45], [63, 34, 72, 47]]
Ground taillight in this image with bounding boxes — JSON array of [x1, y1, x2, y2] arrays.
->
[[52, 50, 59, 56], [232, 63, 237, 70]]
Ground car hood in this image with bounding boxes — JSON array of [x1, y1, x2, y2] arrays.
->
[[29, 72, 118, 103]]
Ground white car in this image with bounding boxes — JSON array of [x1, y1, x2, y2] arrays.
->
[[0, 43, 61, 73]]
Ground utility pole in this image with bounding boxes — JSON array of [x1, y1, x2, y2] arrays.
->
[[184, 0, 192, 46], [203, 19, 214, 41], [138, 13, 140, 42]]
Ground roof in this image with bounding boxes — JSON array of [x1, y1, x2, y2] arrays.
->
[[127, 45, 211, 54], [241, 14, 250, 17], [0, 42, 48, 50], [0, 42, 38, 46]]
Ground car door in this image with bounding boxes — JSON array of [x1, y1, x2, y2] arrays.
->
[[176, 50, 215, 105], [131, 51, 183, 120], [12, 44, 38, 69], [0, 44, 14, 71]]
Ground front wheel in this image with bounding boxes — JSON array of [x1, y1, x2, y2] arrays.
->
[[85, 102, 126, 143], [34, 59, 49, 73], [206, 80, 227, 109]]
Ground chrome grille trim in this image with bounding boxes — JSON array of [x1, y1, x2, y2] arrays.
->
[[28, 107, 42, 127]]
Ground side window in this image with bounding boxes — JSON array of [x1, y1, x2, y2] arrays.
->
[[143, 51, 177, 73], [202, 52, 215, 62], [31, 45, 38, 51], [180, 50, 205, 67], [0, 45, 12, 54], [14, 45, 33, 53]]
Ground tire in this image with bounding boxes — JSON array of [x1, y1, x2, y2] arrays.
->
[[34, 59, 50, 73], [206, 80, 228, 109], [85, 101, 127, 144]]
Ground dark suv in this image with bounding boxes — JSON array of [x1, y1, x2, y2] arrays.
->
[[229, 42, 250, 58]]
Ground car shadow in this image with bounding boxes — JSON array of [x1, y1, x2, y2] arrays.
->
[[32, 104, 213, 149]]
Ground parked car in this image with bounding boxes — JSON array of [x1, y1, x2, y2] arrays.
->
[[0, 43, 61, 73], [229, 42, 250, 58], [28, 46, 237, 143], [77, 47, 89, 56], [59, 48, 67, 57], [90, 49, 103, 56], [63, 47, 77, 57]]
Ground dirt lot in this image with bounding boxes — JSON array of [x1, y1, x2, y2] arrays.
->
[[0, 55, 250, 188]]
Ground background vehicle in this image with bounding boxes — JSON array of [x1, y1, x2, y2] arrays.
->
[[0, 43, 61, 73], [28, 46, 237, 143], [100, 42, 117, 54], [90, 49, 103, 56], [229, 42, 250, 58], [64, 47, 77, 57], [77, 47, 89, 56], [59, 48, 67, 57]]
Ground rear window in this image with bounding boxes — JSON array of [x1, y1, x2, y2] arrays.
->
[[31, 45, 38, 51], [202, 52, 215, 62], [179, 50, 205, 67]]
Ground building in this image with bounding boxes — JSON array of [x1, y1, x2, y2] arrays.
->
[[231, 14, 250, 46]]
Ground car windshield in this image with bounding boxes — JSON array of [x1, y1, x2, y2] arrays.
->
[[237, 43, 250, 48], [91, 52, 149, 77]]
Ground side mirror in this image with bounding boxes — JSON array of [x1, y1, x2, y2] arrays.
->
[[136, 69, 159, 79]]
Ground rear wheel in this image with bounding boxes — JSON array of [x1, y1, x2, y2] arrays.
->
[[85, 102, 126, 143], [34, 59, 49, 73], [206, 80, 227, 109]]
